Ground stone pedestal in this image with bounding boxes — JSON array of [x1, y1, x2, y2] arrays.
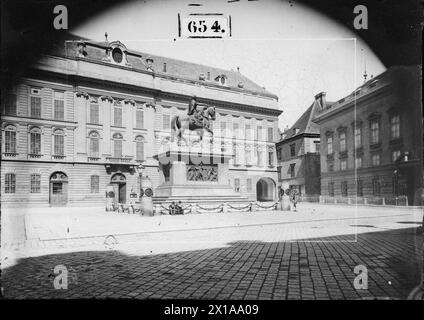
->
[[153, 142, 247, 203]]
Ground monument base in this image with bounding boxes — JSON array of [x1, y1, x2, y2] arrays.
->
[[153, 142, 249, 205]]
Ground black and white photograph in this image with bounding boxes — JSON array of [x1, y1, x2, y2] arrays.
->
[[0, 0, 423, 308]]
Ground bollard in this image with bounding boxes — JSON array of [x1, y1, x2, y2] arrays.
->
[[140, 175, 154, 216]]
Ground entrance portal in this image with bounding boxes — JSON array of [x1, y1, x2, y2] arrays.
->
[[49, 172, 68, 206], [111, 173, 126, 204], [256, 178, 276, 202]]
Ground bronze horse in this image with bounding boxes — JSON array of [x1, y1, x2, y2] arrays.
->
[[170, 105, 216, 145]]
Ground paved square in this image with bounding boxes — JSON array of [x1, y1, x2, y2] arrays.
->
[[1, 204, 422, 299]]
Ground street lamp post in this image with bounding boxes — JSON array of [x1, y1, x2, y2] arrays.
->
[[136, 163, 145, 200]]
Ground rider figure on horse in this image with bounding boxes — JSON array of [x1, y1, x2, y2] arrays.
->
[[187, 95, 203, 127]]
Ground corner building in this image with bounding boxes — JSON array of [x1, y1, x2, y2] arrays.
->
[[1, 35, 281, 207]]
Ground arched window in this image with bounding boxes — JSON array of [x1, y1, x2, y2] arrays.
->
[[135, 135, 144, 161], [53, 129, 65, 156], [90, 175, 99, 193], [89, 131, 100, 157], [29, 127, 41, 155], [30, 173, 41, 193], [4, 125, 17, 153], [113, 133, 123, 158]]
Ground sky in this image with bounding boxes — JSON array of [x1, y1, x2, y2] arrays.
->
[[72, 0, 386, 131]]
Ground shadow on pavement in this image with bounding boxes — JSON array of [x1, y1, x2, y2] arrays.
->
[[2, 227, 422, 300]]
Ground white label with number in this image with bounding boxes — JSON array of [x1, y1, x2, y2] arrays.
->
[[181, 15, 230, 38]]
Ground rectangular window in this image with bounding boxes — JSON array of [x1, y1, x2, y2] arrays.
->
[[114, 107, 122, 127], [357, 179, 363, 197], [257, 150, 262, 166], [372, 178, 381, 196], [90, 138, 99, 157], [220, 122, 226, 137], [355, 156, 362, 169], [5, 93, 17, 115], [52, 182, 62, 194], [370, 120, 380, 144], [340, 159, 347, 171], [256, 126, 262, 141], [290, 163, 296, 178], [30, 96, 42, 118], [89, 103, 99, 124], [314, 141, 320, 153], [341, 181, 348, 197], [392, 150, 401, 163], [372, 154, 380, 166], [136, 110, 144, 128], [5, 130, 16, 153], [327, 162, 334, 172], [267, 127, 274, 142], [234, 178, 240, 192], [136, 142, 144, 161], [30, 174, 41, 193], [327, 136, 333, 154], [277, 149, 282, 161], [339, 131, 346, 152], [290, 143, 296, 157], [54, 135, 64, 156], [5, 173, 16, 193], [163, 114, 170, 130], [246, 178, 252, 192], [245, 149, 252, 165], [390, 115, 400, 140], [268, 151, 274, 166], [232, 144, 238, 164], [30, 132, 41, 154], [90, 175, 99, 193], [354, 127, 362, 147], [245, 125, 251, 140], [114, 140, 122, 158], [54, 92, 64, 120], [233, 123, 239, 138], [328, 182, 334, 197]]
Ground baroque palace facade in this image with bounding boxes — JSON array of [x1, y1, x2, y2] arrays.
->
[[313, 66, 422, 205], [1, 35, 281, 207]]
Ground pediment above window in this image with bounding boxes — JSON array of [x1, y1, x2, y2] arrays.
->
[[367, 112, 382, 121]]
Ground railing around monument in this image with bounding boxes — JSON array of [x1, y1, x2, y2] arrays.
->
[[300, 195, 409, 206]]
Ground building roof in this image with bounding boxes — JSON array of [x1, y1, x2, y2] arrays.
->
[[278, 98, 332, 143], [49, 33, 277, 99], [312, 65, 420, 123]]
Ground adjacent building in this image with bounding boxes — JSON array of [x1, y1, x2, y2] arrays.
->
[[1, 34, 281, 207], [313, 66, 422, 205], [276, 95, 323, 197]]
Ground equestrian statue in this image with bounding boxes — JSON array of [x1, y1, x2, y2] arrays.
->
[[170, 96, 216, 145]]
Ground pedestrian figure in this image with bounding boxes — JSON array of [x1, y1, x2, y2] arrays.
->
[[290, 188, 299, 211], [177, 201, 184, 215], [169, 201, 176, 215]]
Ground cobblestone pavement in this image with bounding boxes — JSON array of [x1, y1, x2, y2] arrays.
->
[[2, 205, 422, 300]]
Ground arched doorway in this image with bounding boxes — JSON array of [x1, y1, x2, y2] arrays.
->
[[256, 178, 276, 202], [111, 173, 126, 204], [50, 172, 68, 206]]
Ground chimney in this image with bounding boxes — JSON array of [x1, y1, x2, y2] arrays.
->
[[163, 62, 167, 72], [314, 92, 327, 109], [207, 72, 210, 80]]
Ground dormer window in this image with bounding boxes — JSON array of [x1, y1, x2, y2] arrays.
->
[[112, 47, 123, 63], [105, 41, 130, 66]]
